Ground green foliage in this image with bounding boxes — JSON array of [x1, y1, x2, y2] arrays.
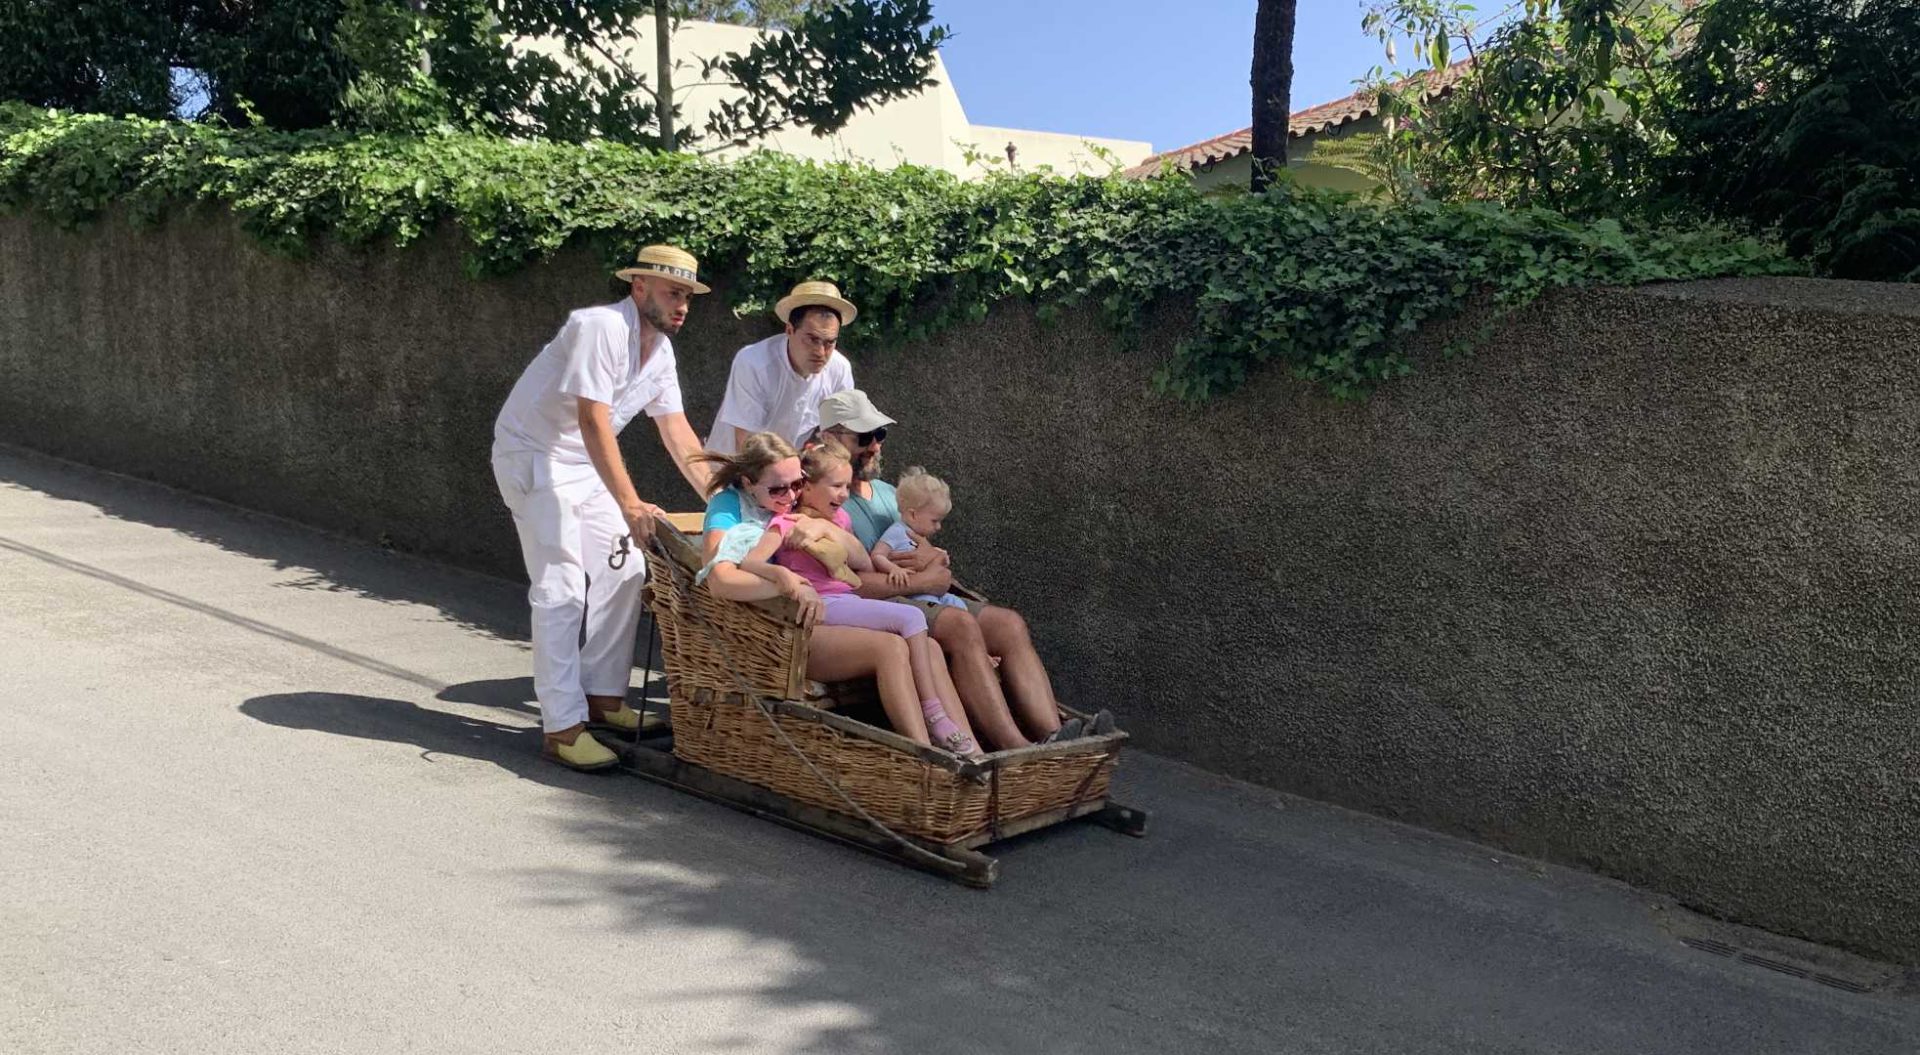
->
[[1294, 131, 1403, 197], [333, 0, 463, 134], [0, 0, 189, 118], [379, 0, 667, 144], [684, 0, 830, 28], [189, 0, 360, 130], [1362, 0, 1689, 215], [0, 1, 946, 151], [1357, 0, 1920, 282], [703, 0, 949, 148], [1669, 0, 1920, 281], [0, 107, 1797, 399]]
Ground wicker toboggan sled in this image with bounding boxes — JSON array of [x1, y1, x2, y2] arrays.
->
[[610, 523, 1147, 887]]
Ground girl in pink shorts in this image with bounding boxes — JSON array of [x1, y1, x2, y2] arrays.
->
[[741, 442, 981, 757]]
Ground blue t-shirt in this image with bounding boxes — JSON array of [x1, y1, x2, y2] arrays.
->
[[698, 521, 769, 584], [703, 487, 749, 534], [844, 479, 899, 552], [697, 487, 775, 584]]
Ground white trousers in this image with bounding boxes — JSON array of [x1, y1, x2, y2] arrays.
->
[[492, 453, 648, 733]]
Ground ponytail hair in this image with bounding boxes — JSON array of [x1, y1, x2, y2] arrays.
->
[[801, 437, 854, 480], [692, 431, 800, 497]]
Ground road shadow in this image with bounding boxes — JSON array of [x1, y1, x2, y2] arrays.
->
[[246, 678, 670, 759], [36, 436, 1908, 1052], [435, 672, 666, 723], [1, 446, 680, 693], [435, 675, 542, 715], [244, 691, 550, 780], [240, 688, 1130, 1052], [236, 690, 1920, 1055]]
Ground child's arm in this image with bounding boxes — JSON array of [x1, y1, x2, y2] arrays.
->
[[705, 561, 780, 601], [826, 524, 876, 572], [899, 528, 954, 571], [742, 529, 808, 592], [869, 541, 913, 588], [714, 530, 819, 626], [783, 517, 832, 550], [886, 536, 951, 570]]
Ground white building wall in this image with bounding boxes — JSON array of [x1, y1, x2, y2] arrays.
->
[[519, 20, 1151, 177], [966, 126, 1153, 177]]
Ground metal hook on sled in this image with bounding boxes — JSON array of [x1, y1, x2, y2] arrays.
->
[[609, 534, 632, 570]]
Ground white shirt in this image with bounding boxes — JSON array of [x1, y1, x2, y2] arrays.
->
[[492, 299, 684, 481], [704, 333, 853, 455]]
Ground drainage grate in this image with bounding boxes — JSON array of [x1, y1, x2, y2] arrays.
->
[[1680, 937, 1877, 994]]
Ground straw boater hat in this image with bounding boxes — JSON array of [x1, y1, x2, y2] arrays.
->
[[614, 244, 710, 293], [774, 280, 858, 325]]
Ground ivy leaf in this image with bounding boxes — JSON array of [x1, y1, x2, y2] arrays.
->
[[0, 105, 1794, 402]]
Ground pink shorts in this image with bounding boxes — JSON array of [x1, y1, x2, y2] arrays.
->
[[818, 593, 928, 638]]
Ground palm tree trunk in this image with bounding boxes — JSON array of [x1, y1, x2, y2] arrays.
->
[[1250, 0, 1297, 192], [655, 1, 676, 150]]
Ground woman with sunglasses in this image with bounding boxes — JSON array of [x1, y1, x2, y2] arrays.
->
[[692, 432, 983, 753], [697, 431, 807, 565]]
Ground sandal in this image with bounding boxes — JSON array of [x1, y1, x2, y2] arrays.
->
[[921, 701, 982, 758], [1041, 717, 1085, 744]]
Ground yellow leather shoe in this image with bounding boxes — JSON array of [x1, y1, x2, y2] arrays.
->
[[587, 701, 640, 733], [542, 731, 618, 771]]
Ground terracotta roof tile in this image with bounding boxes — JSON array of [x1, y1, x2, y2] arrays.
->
[[1123, 59, 1474, 179]]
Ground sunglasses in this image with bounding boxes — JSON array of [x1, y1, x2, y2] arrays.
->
[[762, 478, 806, 495], [854, 427, 887, 445]]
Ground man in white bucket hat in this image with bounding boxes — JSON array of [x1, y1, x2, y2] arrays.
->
[[491, 244, 714, 770], [704, 279, 858, 456]]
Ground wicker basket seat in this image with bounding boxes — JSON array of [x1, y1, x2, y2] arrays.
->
[[642, 525, 1127, 848]]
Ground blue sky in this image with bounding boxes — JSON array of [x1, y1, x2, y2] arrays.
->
[[936, 0, 1396, 154]]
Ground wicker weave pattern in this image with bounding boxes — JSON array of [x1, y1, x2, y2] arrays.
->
[[669, 688, 1116, 845], [646, 548, 805, 702], [643, 537, 1121, 846]]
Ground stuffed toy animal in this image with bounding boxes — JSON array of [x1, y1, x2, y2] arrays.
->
[[788, 516, 863, 589]]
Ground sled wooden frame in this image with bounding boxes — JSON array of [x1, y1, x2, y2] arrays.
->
[[623, 520, 1148, 887], [608, 734, 1148, 888]]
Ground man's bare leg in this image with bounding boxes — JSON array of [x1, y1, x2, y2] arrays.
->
[[930, 608, 1033, 749], [977, 605, 1063, 739]]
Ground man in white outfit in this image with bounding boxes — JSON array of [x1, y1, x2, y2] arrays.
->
[[491, 244, 713, 770], [704, 280, 857, 455]]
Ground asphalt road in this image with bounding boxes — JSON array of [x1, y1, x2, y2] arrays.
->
[[3, 446, 1915, 1054]]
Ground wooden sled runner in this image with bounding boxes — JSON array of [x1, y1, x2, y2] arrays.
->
[[610, 523, 1148, 887]]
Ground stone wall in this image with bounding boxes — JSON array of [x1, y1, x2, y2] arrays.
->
[[4, 211, 1916, 963]]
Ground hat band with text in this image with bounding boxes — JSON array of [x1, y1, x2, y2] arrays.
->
[[631, 262, 698, 281]]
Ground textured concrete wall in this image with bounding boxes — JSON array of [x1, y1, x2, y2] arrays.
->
[[0, 211, 762, 572], [4, 211, 1917, 963]]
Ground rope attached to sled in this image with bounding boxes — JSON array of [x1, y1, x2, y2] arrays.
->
[[646, 533, 963, 873]]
